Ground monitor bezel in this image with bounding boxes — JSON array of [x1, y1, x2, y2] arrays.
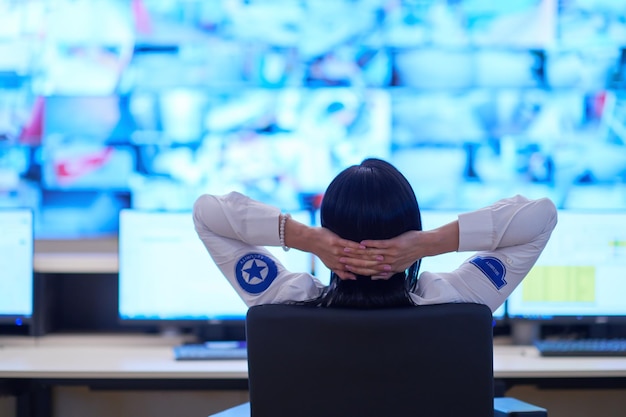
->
[[506, 209, 626, 325]]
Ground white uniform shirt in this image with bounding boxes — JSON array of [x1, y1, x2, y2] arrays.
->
[[193, 192, 557, 313]]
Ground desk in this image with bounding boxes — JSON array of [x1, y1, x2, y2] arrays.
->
[[4, 338, 625, 381], [2, 337, 626, 417], [493, 345, 626, 396], [0, 335, 249, 417], [494, 345, 626, 379], [0, 335, 247, 381], [34, 253, 118, 274]]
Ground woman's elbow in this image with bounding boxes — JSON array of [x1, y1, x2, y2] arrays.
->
[[538, 197, 558, 232]]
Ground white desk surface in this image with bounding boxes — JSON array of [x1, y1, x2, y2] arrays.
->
[[34, 252, 119, 274], [0, 335, 247, 379], [1, 335, 626, 380], [493, 345, 626, 378]]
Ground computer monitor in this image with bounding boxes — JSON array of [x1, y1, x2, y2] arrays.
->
[[118, 209, 313, 332], [507, 211, 626, 323], [0, 209, 34, 327]]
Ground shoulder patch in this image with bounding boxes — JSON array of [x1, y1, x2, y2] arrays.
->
[[235, 253, 278, 294], [469, 256, 507, 290]]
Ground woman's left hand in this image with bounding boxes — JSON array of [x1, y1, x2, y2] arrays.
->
[[307, 227, 364, 280]]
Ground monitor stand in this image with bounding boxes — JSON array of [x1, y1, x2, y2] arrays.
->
[[194, 322, 246, 344], [511, 321, 540, 345], [588, 323, 626, 339], [159, 325, 184, 338]]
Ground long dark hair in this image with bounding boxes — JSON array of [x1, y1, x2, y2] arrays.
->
[[303, 158, 422, 308]]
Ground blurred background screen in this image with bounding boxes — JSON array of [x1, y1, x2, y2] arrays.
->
[[0, 0, 625, 239]]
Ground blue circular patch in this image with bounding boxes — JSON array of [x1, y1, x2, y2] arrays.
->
[[235, 253, 278, 294]]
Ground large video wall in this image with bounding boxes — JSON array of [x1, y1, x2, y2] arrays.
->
[[1, 0, 625, 238]]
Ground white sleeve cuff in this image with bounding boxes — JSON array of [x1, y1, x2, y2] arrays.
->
[[241, 196, 282, 246], [457, 208, 494, 252]]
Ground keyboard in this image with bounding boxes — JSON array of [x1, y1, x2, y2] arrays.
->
[[174, 341, 248, 361], [535, 339, 626, 357]]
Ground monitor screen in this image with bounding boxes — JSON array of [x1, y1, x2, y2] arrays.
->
[[118, 209, 313, 324], [507, 211, 626, 322], [0, 209, 34, 325]]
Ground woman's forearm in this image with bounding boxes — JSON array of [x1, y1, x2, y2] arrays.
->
[[420, 220, 460, 258], [282, 214, 312, 252]]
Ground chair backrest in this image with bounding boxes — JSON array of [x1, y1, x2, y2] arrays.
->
[[245, 303, 495, 417]]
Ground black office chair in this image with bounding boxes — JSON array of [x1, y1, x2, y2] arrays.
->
[[210, 303, 547, 417]]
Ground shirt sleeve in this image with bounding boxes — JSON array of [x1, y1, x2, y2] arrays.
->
[[426, 195, 558, 312], [193, 192, 324, 307]]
